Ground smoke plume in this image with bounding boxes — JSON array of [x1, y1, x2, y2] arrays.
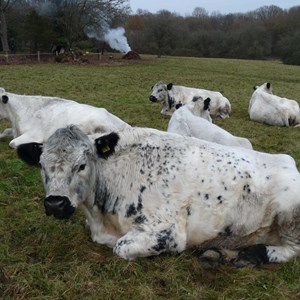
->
[[103, 27, 131, 53]]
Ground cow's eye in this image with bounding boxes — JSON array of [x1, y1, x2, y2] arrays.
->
[[78, 164, 86, 172]]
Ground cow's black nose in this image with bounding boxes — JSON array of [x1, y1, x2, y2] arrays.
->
[[149, 95, 157, 102], [44, 195, 75, 219]]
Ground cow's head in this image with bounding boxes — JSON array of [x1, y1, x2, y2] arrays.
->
[[149, 81, 169, 103], [253, 82, 273, 94], [17, 125, 119, 220], [183, 96, 212, 122]]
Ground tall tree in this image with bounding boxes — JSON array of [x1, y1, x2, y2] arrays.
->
[[0, 0, 10, 51]]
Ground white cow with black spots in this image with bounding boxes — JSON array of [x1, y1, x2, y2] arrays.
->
[[248, 83, 300, 127], [18, 125, 300, 266], [149, 81, 231, 118], [0, 87, 129, 149], [168, 97, 252, 149]]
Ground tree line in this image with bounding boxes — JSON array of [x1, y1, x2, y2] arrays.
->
[[1, 1, 300, 65], [126, 6, 300, 65]]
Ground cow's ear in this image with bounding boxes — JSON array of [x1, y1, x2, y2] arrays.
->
[[253, 86, 257, 90], [175, 103, 182, 109], [167, 83, 173, 90], [204, 97, 211, 111], [17, 143, 43, 166], [2, 95, 9, 104], [95, 132, 120, 159], [266, 83, 271, 90]]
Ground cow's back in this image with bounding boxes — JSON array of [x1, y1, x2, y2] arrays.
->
[[249, 90, 300, 126]]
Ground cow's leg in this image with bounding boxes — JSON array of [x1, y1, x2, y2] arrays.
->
[[200, 243, 300, 268], [236, 244, 300, 266], [0, 128, 14, 139], [200, 206, 300, 267], [113, 224, 186, 260], [261, 206, 300, 264]]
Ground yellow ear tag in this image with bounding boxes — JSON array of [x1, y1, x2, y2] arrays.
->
[[102, 145, 110, 153]]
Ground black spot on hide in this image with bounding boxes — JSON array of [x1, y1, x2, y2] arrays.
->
[[192, 96, 200, 102], [96, 185, 112, 214], [243, 184, 251, 193], [175, 103, 182, 109], [140, 185, 146, 193], [152, 229, 173, 252], [17, 143, 43, 166], [134, 215, 147, 224], [126, 203, 137, 217], [95, 132, 119, 159], [137, 195, 143, 211], [2, 95, 9, 103], [187, 206, 192, 216]]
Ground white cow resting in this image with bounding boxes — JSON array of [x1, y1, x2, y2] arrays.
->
[[248, 83, 300, 127], [149, 81, 232, 118], [18, 125, 300, 266], [168, 98, 252, 149], [0, 87, 129, 148]]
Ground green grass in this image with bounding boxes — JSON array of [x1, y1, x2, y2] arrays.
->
[[1, 56, 300, 299]]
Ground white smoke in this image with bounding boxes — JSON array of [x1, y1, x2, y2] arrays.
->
[[103, 27, 131, 53]]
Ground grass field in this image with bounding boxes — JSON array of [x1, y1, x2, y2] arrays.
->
[[1, 55, 300, 299]]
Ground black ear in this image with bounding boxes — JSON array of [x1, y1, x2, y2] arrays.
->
[[175, 103, 182, 109], [2, 95, 9, 103], [266, 82, 271, 89], [17, 143, 43, 166], [204, 97, 211, 111], [253, 86, 257, 90], [167, 83, 173, 90], [95, 132, 119, 159]]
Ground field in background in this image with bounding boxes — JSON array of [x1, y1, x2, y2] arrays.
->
[[1, 56, 300, 299]]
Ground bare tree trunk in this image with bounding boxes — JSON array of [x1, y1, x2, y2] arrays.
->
[[0, 1, 10, 52]]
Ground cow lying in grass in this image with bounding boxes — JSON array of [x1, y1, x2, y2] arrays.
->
[[248, 83, 300, 127], [168, 97, 252, 149], [18, 125, 300, 266], [0, 87, 129, 148], [149, 81, 231, 118]]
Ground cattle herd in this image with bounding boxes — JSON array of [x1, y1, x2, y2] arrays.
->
[[1, 82, 300, 267]]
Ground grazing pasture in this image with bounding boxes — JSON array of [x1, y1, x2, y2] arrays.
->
[[1, 55, 300, 299]]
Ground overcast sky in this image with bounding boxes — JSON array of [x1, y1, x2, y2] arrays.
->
[[130, 0, 299, 15]]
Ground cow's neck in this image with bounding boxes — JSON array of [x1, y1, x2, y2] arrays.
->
[[93, 170, 117, 215]]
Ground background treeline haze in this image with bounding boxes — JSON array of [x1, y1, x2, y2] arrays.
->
[[1, 1, 300, 65]]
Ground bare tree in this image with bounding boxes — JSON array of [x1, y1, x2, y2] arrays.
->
[[55, 0, 130, 48]]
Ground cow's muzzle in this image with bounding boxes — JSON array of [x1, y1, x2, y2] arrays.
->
[[44, 195, 75, 219], [149, 95, 157, 102]]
